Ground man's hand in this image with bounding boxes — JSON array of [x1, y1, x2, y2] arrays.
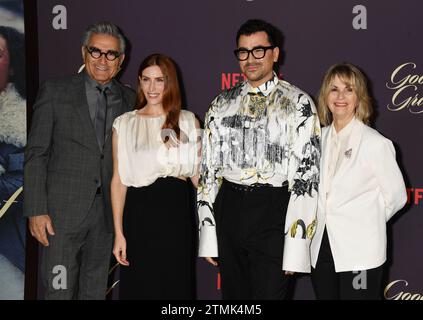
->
[[29, 215, 55, 246], [284, 271, 295, 275]]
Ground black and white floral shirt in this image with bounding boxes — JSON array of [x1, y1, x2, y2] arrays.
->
[[197, 74, 321, 272]]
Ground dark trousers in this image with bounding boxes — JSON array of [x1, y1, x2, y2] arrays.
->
[[41, 194, 113, 300], [311, 228, 384, 300], [215, 179, 290, 300]]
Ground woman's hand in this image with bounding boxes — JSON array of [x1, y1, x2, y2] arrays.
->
[[204, 257, 219, 267], [113, 233, 129, 266]]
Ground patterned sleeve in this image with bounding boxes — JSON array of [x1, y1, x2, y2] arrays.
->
[[282, 93, 321, 272], [197, 99, 221, 257]]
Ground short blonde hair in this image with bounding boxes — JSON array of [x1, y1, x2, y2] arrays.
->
[[317, 63, 373, 126]]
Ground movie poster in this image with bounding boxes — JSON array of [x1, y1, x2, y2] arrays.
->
[[0, 0, 26, 300]]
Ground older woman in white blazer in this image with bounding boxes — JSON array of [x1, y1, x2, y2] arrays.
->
[[310, 63, 407, 300]]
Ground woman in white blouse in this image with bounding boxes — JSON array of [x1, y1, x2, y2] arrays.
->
[[310, 63, 407, 299], [111, 54, 200, 299]]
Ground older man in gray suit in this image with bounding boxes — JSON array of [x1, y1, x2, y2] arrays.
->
[[23, 22, 136, 299]]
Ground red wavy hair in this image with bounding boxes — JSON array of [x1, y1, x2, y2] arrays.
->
[[136, 53, 182, 142]]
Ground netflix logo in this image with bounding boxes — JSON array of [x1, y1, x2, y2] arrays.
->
[[221, 72, 283, 90], [407, 188, 423, 205]]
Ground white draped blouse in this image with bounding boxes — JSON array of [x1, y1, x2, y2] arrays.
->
[[112, 110, 199, 187]]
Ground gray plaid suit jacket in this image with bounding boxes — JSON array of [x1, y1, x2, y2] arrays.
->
[[23, 73, 136, 231]]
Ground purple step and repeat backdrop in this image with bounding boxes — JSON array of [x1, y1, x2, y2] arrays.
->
[[31, 0, 422, 300]]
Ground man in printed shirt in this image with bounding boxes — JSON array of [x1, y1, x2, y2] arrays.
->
[[197, 19, 321, 299]]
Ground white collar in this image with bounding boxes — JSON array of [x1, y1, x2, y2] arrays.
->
[[330, 116, 356, 140]]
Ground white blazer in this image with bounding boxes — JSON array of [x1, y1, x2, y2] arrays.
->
[[310, 118, 407, 272]]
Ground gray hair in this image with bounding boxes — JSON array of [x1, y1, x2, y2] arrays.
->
[[82, 22, 126, 53]]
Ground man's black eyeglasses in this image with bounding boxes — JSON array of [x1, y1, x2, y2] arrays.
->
[[85, 46, 121, 61], [234, 46, 274, 61]]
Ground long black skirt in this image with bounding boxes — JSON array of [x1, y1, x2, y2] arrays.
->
[[118, 177, 195, 300]]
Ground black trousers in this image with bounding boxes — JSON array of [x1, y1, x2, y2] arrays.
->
[[311, 228, 384, 300], [215, 179, 290, 300]]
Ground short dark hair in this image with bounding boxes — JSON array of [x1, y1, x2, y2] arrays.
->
[[236, 19, 279, 47], [0, 26, 25, 98]]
